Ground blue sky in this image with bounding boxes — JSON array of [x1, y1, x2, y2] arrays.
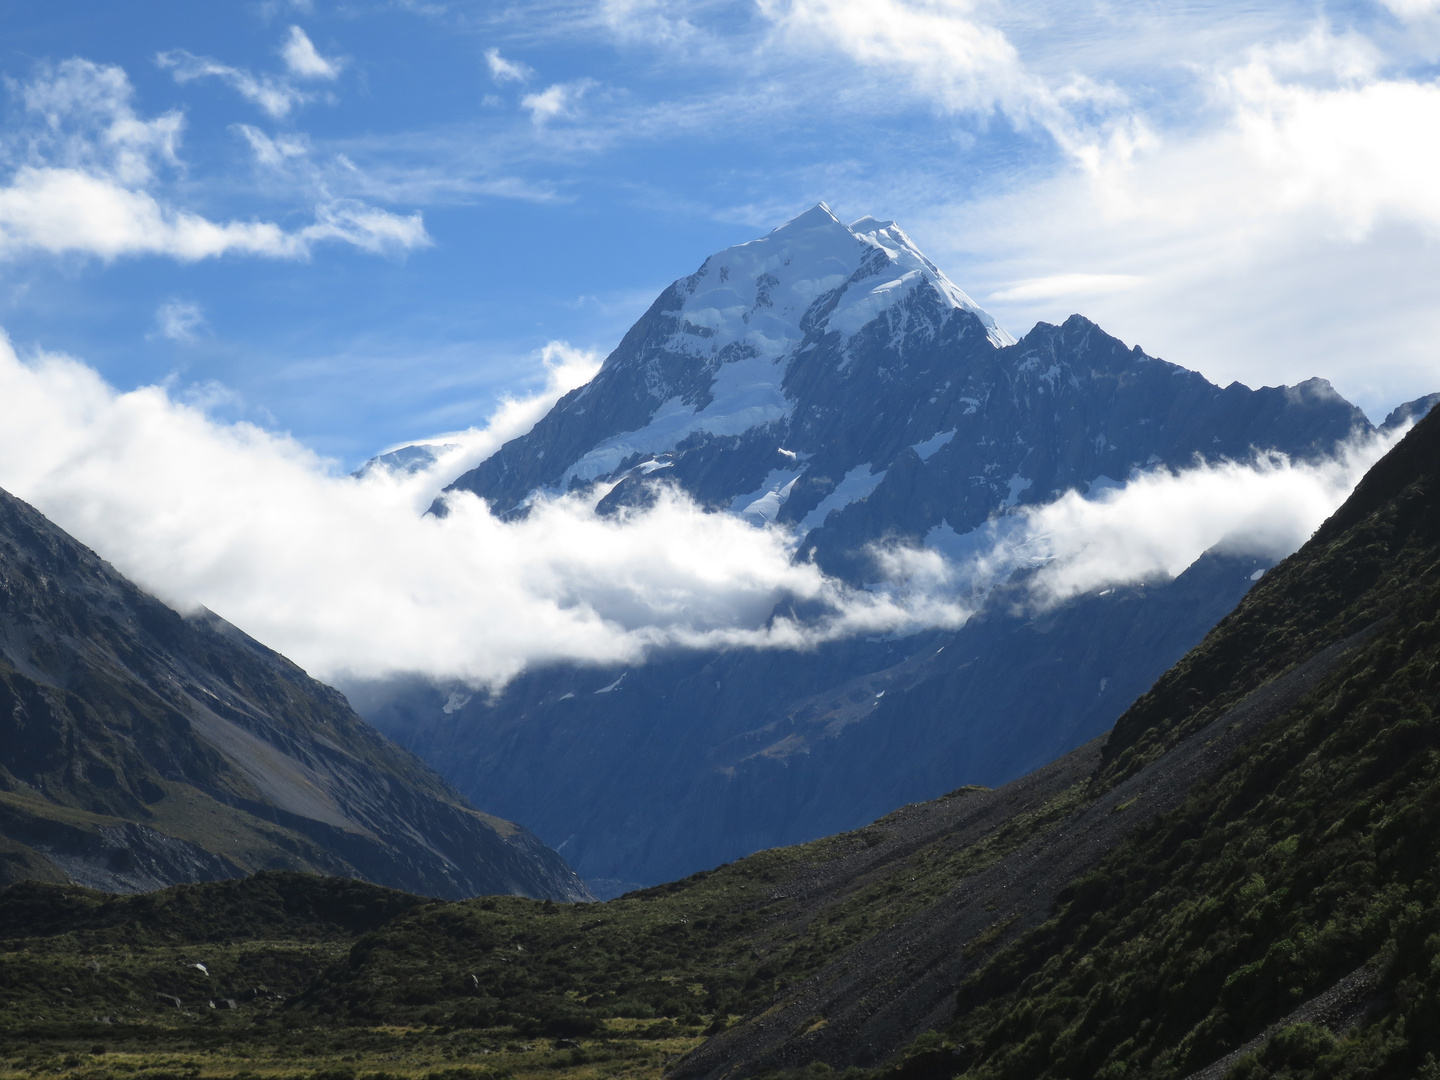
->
[[2, 0, 1439, 468]]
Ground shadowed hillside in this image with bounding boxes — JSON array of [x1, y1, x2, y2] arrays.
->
[[0, 488, 590, 902]]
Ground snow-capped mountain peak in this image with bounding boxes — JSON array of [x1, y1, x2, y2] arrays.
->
[[665, 203, 1012, 366]]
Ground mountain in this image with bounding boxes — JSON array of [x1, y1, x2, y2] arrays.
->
[[442, 204, 1364, 581], [362, 205, 1396, 895], [0, 486, 591, 901], [7, 406, 1440, 1080]]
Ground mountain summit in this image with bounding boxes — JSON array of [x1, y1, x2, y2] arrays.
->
[[442, 203, 1015, 526]]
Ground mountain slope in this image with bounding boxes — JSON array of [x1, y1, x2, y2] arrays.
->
[[343, 372, 1440, 1080], [0, 487, 590, 901]]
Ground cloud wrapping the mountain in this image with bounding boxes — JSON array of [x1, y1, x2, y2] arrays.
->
[[1003, 438, 1403, 608], [0, 337, 971, 686], [0, 337, 1404, 688]]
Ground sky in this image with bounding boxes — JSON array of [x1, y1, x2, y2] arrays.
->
[[0, 0, 1437, 472], [0, 1, 1436, 687]]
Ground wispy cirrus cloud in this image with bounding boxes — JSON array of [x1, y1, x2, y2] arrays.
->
[[485, 48, 533, 84], [235, 123, 309, 166], [521, 79, 597, 123], [158, 25, 342, 117], [156, 50, 307, 119], [153, 300, 207, 343]]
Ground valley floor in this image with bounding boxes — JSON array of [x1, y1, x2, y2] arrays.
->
[[0, 1020, 701, 1080]]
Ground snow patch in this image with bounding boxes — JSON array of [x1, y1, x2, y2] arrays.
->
[[1004, 474, 1033, 506], [561, 360, 790, 486], [732, 467, 804, 523], [800, 463, 888, 532], [594, 673, 626, 694], [912, 429, 956, 461]]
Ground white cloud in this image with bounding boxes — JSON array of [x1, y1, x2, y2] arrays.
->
[[0, 164, 427, 261], [1210, 38, 1440, 238], [754, 0, 1137, 162], [759, 0, 1029, 115], [986, 272, 1144, 303], [521, 80, 595, 123], [872, 427, 1410, 627], [1001, 434, 1406, 609], [1378, 0, 1440, 19], [485, 47, 533, 84], [302, 199, 430, 255], [18, 58, 184, 186], [154, 300, 207, 342], [157, 25, 341, 115], [382, 340, 606, 506], [282, 26, 342, 80], [0, 59, 430, 263], [0, 166, 296, 260]]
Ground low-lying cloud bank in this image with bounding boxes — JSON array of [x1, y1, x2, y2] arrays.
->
[[0, 335, 1408, 688], [896, 439, 1399, 613]]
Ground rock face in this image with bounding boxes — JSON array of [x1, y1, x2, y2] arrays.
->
[[0, 487, 591, 901], [366, 205, 1408, 895]]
